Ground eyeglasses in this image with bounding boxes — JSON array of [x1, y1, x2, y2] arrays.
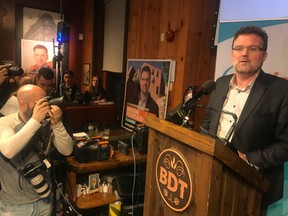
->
[[232, 46, 265, 53]]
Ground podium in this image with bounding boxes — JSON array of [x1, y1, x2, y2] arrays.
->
[[144, 115, 266, 216]]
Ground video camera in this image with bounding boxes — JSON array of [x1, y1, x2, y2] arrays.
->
[[4, 63, 24, 77]]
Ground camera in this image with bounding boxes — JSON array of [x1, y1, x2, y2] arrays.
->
[[21, 160, 51, 199], [44, 95, 69, 108], [4, 63, 24, 77]]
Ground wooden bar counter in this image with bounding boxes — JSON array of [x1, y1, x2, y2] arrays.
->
[[63, 103, 118, 131]]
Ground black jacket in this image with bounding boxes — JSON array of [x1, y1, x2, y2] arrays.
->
[[201, 70, 288, 208], [131, 93, 159, 117]]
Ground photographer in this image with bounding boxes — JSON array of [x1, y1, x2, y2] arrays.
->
[[35, 67, 58, 98], [0, 84, 73, 215], [0, 64, 22, 115]]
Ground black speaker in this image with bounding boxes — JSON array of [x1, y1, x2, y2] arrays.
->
[[133, 125, 148, 153], [57, 21, 70, 43]]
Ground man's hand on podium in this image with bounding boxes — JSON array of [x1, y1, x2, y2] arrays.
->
[[238, 151, 259, 171]]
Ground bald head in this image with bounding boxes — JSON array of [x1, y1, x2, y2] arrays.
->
[[17, 84, 46, 104], [17, 84, 47, 122]]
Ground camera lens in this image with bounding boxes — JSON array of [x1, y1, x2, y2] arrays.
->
[[47, 96, 69, 108], [22, 161, 51, 199], [30, 174, 51, 198]]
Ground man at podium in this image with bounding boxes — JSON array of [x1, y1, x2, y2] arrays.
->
[[201, 26, 288, 215]]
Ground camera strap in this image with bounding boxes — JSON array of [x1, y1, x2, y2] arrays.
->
[[0, 152, 22, 172], [31, 119, 52, 157], [0, 117, 51, 191]]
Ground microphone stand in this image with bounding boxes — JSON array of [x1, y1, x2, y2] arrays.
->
[[197, 103, 238, 145], [181, 104, 195, 128], [53, 39, 63, 96], [224, 113, 237, 144]]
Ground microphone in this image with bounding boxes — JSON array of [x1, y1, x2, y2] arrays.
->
[[197, 103, 238, 146], [167, 80, 216, 126]]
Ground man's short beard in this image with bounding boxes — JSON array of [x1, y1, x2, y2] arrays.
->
[[23, 108, 33, 120], [235, 63, 263, 75]]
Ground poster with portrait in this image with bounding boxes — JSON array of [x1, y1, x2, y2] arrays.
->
[[21, 6, 60, 70], [21, 39, 55, 77], [121, 59, 175, 131], [17, 6, 64, 83]]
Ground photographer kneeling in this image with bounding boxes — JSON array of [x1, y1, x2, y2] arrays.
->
[[0, 84, 73, 216]]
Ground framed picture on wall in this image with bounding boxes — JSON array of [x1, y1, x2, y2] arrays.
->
[[83, 63, 90, 86]]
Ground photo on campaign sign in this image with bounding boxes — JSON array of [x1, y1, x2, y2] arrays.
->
[[122, 59, 174, 131]]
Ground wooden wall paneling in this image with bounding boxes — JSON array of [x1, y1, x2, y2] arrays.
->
[[182, 0, 205, 89], [134, 0, 147, 58], [147, 0, 161, 59], [157, 0, 175, 108], [81, 0, 93, 92], [127, 0, 142, 58], [193, 0, 217, 129], [157, 0, 169, 59], [126, 0, 217, 125], [161, 0, 180, 60], [0, 0, 16, 61], [93, 1, 105, 77], [193, 0, 218, 85], [130, 0, 146, 58], [167, 0, 193, 110], [138, 0, 160, 59]]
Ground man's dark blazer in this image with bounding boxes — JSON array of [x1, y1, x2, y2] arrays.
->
[[131, 93, 159, 117], [201, 70, 288, 208]]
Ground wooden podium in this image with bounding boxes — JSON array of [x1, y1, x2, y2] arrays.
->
[[144, 115, 266, 216]]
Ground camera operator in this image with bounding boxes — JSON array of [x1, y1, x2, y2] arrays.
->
[[0, 84, 73, 215], [0, 64, 22, 116]]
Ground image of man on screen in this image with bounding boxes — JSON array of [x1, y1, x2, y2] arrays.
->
[[131, 65, 159, 117]]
